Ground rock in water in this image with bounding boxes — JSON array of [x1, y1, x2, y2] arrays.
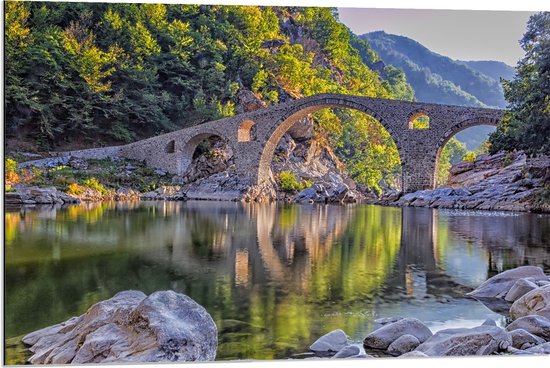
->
[[506, 315, 550, 340], [22, 290, 218, 364], [387, 334, 420, 356], [510, 284, 550, 320], [415, 326, 512, 356], [467, 266, 547, 299], [332, 344, 370, 359], [510, 329, 546, 350], [363, 318, 432, 350], [524, 342, 550, 354], [310, 329, 349, 353], [505, 278, 540, 302]]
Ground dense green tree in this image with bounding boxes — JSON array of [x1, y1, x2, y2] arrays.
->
[[489, 12, 550, 155], [5, 3, 416, 192]]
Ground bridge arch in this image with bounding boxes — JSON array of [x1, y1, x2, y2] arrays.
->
[[432, 117, 500, 186], [177, 129, 235, 175], [256, 95, 402, 187]]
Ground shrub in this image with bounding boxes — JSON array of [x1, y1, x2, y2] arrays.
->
[[67, 182, 84, 196], [463, 152, 477, 162], [5, 158, 20, 185], [278, 170, 311, 192], [82, 177, 109, 195]]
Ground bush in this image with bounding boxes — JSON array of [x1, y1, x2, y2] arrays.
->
[[82, 177, 109, 195], [278, 170, 311, 192], [66, 182, 84, 196], [463, 152, 477, 162]]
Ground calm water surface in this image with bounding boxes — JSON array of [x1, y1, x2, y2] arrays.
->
[[4, 201, 550, 362]]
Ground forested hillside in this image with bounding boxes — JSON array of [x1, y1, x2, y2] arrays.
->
[[459, 60, 515, 83], [363, 31, 508, 109], [5, 2, 415, 193]]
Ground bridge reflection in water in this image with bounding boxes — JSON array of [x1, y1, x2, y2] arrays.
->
[[4, 202, 550, 361]]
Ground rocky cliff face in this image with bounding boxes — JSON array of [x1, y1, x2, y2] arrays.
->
[[376, 151, 550, 213]]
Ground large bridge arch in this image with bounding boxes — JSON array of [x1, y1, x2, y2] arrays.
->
[[432, 116, 500, 187], [253, 95, 405, 187]]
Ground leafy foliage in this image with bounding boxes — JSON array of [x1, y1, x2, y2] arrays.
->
[[436, 138, 468, 186], [489, 12, 550, 155], [5, 3, 417, 193], [278, 170, 311, 193]]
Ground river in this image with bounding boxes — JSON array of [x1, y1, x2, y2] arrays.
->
[[4, 201, 550, 362]]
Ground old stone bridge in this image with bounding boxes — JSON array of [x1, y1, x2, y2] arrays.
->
[[80, 93, 504, 193]]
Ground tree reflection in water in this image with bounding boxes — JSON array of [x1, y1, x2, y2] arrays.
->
[[4, 202, 550, 362]]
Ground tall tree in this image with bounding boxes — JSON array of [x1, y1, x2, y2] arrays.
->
[[490, 12, 550, 155]]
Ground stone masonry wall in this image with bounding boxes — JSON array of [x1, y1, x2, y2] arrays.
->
[[25, 94, 504, 193]]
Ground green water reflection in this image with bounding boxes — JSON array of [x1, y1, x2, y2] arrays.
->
[[4, 202, 550, 362]]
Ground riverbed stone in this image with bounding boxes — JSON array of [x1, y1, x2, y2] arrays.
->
[[415, 325, 512, 356], [22, 290, 218, 364], [510, 284, 550, 320], [524, 342, 550, 354], [467, 266, 547, 299], [387, 334, 420, 356], [510, 328, 546, 349], [481, 318, 497, 326], [363, 318, 432, 350], [505, 278, 539, 302], [506, 315, 550, 340], [398, 351, 429, 358], [332, 344, 370, 358], [310, 329, 349, 353]]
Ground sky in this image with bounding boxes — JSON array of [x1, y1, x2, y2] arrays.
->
[[337, 8, 536, 66]]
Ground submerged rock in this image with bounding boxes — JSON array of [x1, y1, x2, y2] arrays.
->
[[505, 278, 540, 302], [524, 342, 550, 354], [510, 284, 550, 320], [387, 334, 420, 356], [506, 315, 550, 340], [398, 351, 429, 358], [363, 318, 432, 350], [310, 329, 349, 353], [510, 329, 546, 349], [22, 290, 217, 364], [332, 344, 370, 359], [467, 266, 547, 299], [415, 325, 512, 356]]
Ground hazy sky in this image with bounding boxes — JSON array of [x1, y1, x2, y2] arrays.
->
[[337, 8, 537, 66]]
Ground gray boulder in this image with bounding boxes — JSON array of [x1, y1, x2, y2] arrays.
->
[[481, 318, 498, 326], [511, 329, 546, 349], [524, 342, 550, 354], [506, 315, 550, 340], [363, 318, 432, 350], [415, 326, 512, 356], [510, 284, 550, 320], [467, 266, 547, 299], [310, 329, 349, 353], [332, 344, 370, 359], [22, 290, 218, 364], [398, 351, 429, 358], [505, 278, 539, 302], [387, 334, 420, 356]]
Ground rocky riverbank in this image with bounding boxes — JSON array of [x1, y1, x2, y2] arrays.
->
[[301, 265, 550, 360], [5, 145, 548, 211], [19, 266, 550, 364], [21, 290, 218, 364], [373, 151, 550, 213]]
